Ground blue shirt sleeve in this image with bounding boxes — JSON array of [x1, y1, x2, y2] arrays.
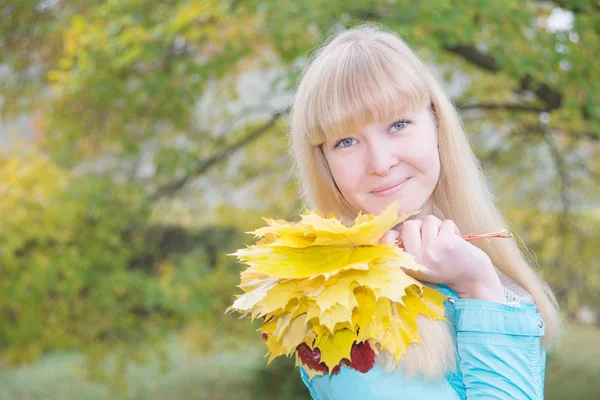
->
[[299, 367, 321, 400], [445, 296, 547, 400]]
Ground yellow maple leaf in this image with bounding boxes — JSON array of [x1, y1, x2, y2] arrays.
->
[[250, 201, 418, 248], [316, 329, 358, 371], [318, 303, 354, 333], [352, 286, 378, 330], [225, 277, 278, 315], [281, 314, 311, 354], [227, 201, 448, 377]]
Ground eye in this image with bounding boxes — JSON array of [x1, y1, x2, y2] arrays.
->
[[390, 119, 410, 132], [334, 137, 357, 149]]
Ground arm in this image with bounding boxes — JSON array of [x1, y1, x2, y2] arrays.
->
[[446, 297, 546, 400]]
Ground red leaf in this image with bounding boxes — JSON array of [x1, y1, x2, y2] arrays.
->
[[349, 341, 375, 373], [296, 343, 328, 372]]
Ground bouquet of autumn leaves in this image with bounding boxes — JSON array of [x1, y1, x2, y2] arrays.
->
[[226, 202, 509, 379]]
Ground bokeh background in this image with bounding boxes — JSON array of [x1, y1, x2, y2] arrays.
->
[[1, 1, 599, 399]]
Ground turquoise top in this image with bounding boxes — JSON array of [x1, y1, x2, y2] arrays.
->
[[300, 284, 546, 399]]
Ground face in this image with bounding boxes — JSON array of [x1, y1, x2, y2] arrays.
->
[[322, 107, 440, 220]]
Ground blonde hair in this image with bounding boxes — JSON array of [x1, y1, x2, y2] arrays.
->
[[288, 24, 563, 380]]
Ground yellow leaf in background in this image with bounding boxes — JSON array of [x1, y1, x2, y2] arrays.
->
[[239, 270, 271, 289], [369, 247, 428, 272], [358, 298, 394, 343], [345, 205, 419, 246], [287, 300, 309, 320], [316, 329, 358, 371], [359, 318, 387, 344], [295, 275, 329, 296], [225, 278, 278, 314], [331, 262, 422, 306], [301, 201, 418, 246], [305, 301, 322, 322], [394, 303, 420, 344], [420, 286, 448, 316], [237, 245, 379, 280], [265, 233, 317, 248], [255, 232, 277, 245], [311, 279, 359, 316], [318, 303, 353, 333], [283, 298, 300, 312], [250, 201, 418, 249], [251, 216, 311, 235], [303, 330, 318, 347], [299, 210, 348, 234], [402, 286, 447, 322], [379, 314, 413, 362], [375, 297, 393, 326], [333, 321, 354, 332], [311, 323, 331, 346], [275, 312, 292, 337], [250, 280, 303, 318], [259, 318, 277, 335], [281, 314, 310, 354], [364, 264, 422, 306], [352, 286, 377, 330], [265, 333, 287, 365]]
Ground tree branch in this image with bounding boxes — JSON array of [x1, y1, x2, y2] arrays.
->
[[445, 45, 499, 72], [458, 102, 547, 113], [445, 46, 563, 111], [150, 110, 287, 202]]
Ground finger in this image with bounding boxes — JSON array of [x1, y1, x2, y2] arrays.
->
[[421, 215, 442, 248], [401, 220, 422, 257], [379, 230, 400, 245], [439, 219, 461, 238]]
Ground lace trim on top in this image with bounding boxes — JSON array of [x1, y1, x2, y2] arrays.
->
[[495, 268, 535, 303]]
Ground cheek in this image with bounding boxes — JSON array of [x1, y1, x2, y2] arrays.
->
[[407, 138, 440, 178], [328, 157, 364, 194], [425, 147, 441, 179]]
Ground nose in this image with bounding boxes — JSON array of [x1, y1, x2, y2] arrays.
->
[[365, 140, 399, 176]]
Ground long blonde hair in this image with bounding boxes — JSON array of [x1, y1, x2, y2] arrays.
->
[[288, 24, 563, 380]]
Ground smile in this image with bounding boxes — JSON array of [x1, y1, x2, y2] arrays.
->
[[370, 177, 411, 197]]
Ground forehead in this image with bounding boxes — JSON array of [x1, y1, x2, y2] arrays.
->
[[304, 67, 431, 146]]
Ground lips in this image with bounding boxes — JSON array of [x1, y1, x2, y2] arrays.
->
[[371, 177, 411, 194]]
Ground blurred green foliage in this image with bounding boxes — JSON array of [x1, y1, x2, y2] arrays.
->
[[0, 323, 598, 399], [1, 0, 599, 397]]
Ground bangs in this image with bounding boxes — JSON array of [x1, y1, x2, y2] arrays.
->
[[303, 40, 431, 146]]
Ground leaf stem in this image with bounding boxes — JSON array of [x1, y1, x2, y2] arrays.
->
[[396, 229, 512, 250]]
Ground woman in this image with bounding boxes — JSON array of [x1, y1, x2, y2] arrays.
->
[[288, 24, 562, 399]]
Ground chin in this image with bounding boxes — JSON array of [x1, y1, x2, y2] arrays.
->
[[371, 199, 408, 215], [392, 198, 422, 216]]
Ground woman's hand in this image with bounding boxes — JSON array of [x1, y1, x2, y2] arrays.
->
[[380, 215, 505, 302]]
